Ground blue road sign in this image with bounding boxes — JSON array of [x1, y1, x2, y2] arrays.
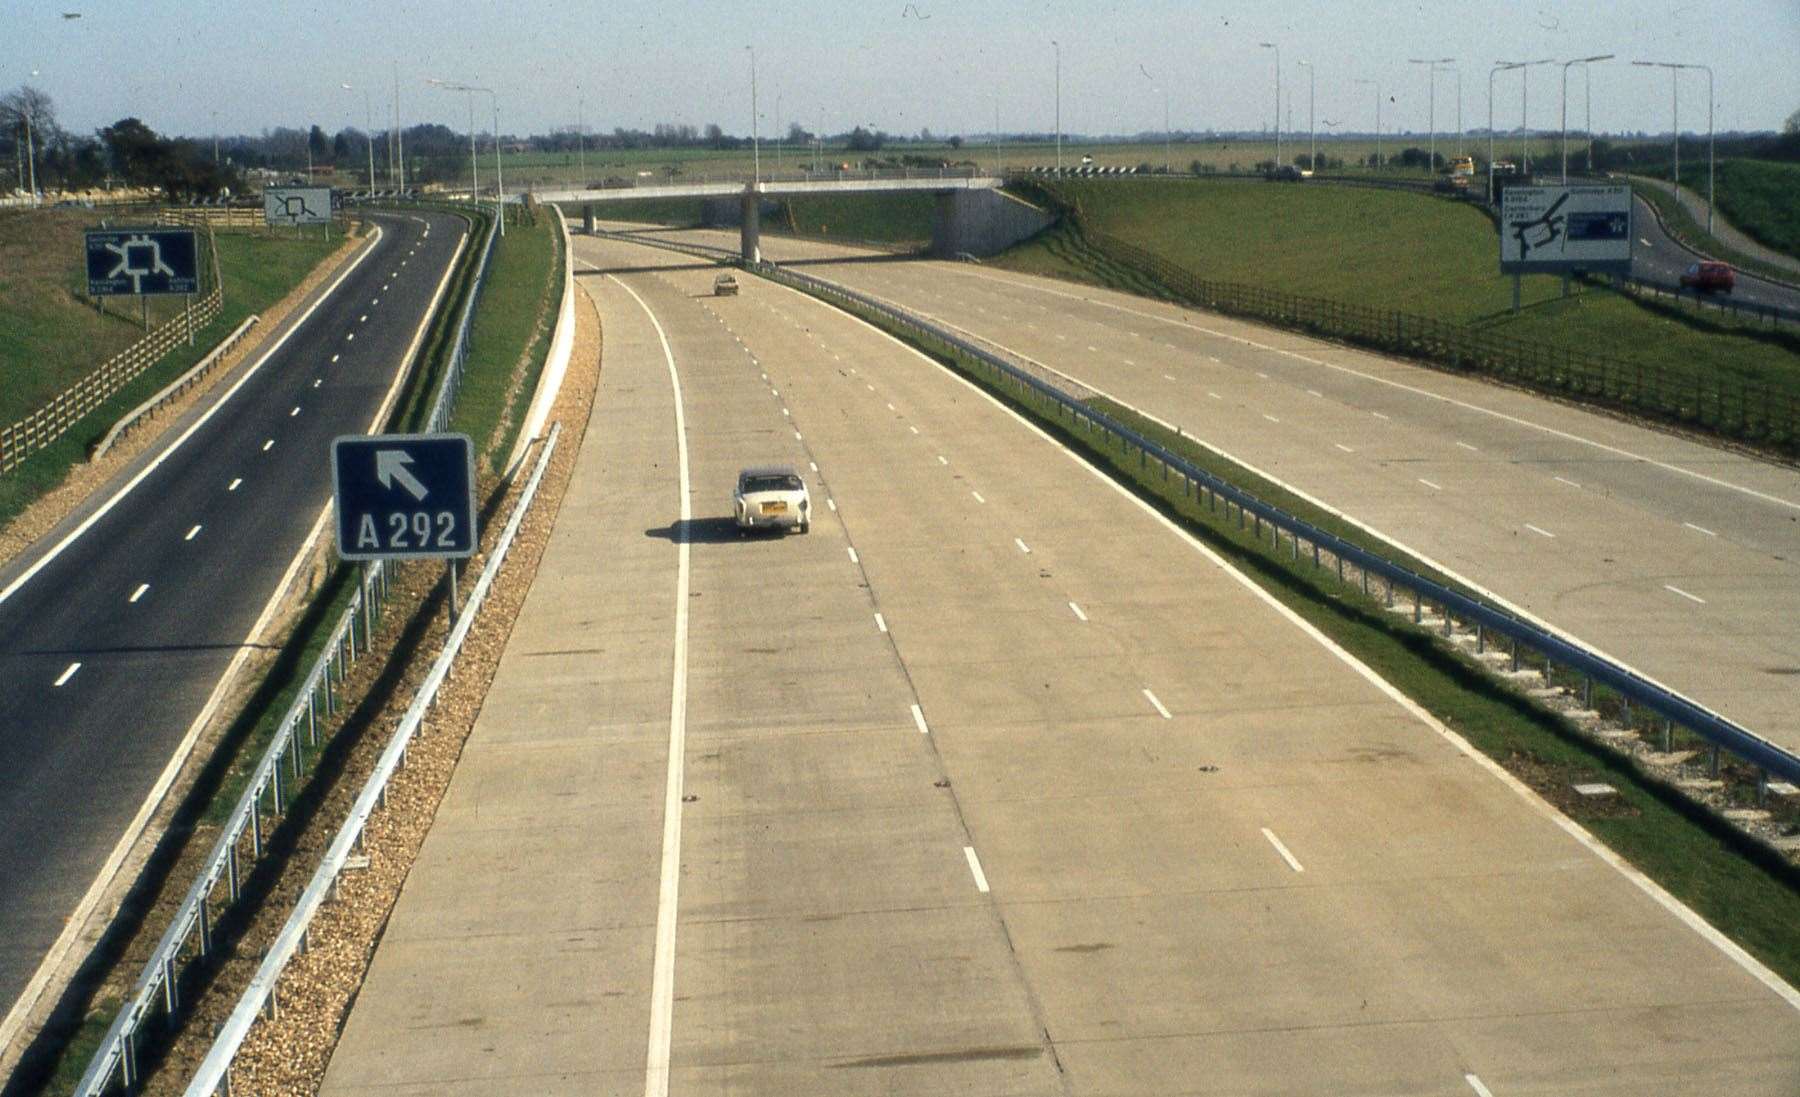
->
[[85, 228, 200, 296], [332, 433, 477, 560]]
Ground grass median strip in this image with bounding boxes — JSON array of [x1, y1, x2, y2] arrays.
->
[[779, 270, 1800, 993]]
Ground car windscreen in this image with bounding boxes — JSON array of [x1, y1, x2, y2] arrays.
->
[[742, 474, 802, 493]]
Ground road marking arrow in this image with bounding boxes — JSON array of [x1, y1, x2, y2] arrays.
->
[[376, 449, 429, 500]]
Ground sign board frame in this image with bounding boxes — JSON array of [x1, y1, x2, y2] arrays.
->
[[331, 432, 478, 561], [1499, 184, 1632, 277], [264, 185, 334, 226], [84, 227, 200, 296]]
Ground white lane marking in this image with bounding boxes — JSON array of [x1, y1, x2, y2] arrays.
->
[[1464, 1075, 1495, 1097], [1554, 475, 1581, 488], [795, 430, 803, 441], [887, 402, 896, 411], [937, 455, 949, 465], [1206, 354, 1220, 363], [963, 846, 991, 892], [345, 332, 354, 341], [331, 353, 340, 363], [911, 703, 930, 735], [875, 612, 889, 633], [781, 407, 790, 416], [827, 498, 837, 511], [228, 478, 242, 492], [867, 383, 876, 391], [1262, 414, 1281, 423], [1525, 524, 1556, 539], [1087, 344, 1099, 352], [809, 461, 819, 472], [129, 583, 149, 603], [945, 265, 1800, 513], [1014, 537, 1031, 554], [1069, 601, 1088, 621], [1639, 237, 1653, 248], [1262, 828, 1305, 873], [1371, 411, 1390, 420], [909, 425, 920, 434], [800, 278, 1800, 1014], [1123, 358, 1135, 365], [1306, 389, 1323, 397], [1417, 478, 1442, 491], [1207, 391, 1222, 400], [847, 547, 859, 563], [1684, 522, 1718, 537], [313, 379, 322, 388], [1142, 688, 1172, 719], [1256, 371, 1269, 379], [1664, 584, 1707, 605], [1334, 443, 1355, 453], [1456, 441, 1479, 452], [289, 406, 300, 417], [54, 662, 81, 687], [1164, 374, 1178, 381], [184, 525, 202, 541], [383, 283, 390, 291], [609, 275, 693, 1097], [372, 297, 380, 306], [971, 490, 986, 503], [262, 439, 274, 452]]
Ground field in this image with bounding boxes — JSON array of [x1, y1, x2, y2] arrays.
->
[[1712, 159, 1800, 260], [994, 177, 1800, 399]]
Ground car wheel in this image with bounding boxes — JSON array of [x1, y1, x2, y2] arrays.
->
[[799, 521, 810, 534]]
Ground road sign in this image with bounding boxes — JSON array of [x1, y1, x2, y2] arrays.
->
[[1500, 184, 1632, 276], [332, 433, 477, 560], [264, 186, 333, 226], [84, 228, 200, 296]]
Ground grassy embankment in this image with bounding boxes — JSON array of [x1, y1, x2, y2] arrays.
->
[[778, 271, 1800, 994], [567, 191, 936, 249], [20, 203, 566, 1095], [996, 178, 1800, 417], [1632, 159, 1800, 284], [0, 212, 339, 527]]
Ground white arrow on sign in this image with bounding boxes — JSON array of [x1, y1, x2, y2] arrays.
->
[[375, 449, 429, 500]]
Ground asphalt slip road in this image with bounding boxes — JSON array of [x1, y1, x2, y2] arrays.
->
[[0, 209, 465, 1029], [1628, 191, 1800, 316], [626, 224, 1800, 759], [319, 234, 1800, 1095]]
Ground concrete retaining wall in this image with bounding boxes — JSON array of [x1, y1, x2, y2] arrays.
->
[[930, 189, 1054, 258]]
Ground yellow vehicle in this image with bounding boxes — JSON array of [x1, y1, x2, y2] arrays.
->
[[1449, 156, 1476, 178]]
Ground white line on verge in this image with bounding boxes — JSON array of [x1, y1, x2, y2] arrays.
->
[[963, 846, 991, 892], [911, 704, 930, 734], [289, 407, 300, 417], [1261, 828, 1304, 872], [609, 276, 693, 1097], [54, 662, 81, 687], [1142, 688, 1172, 719]]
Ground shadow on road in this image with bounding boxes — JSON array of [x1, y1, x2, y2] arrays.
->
[[644, 517, 789, 544]]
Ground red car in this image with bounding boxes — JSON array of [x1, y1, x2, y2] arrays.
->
[[1680, 261, 1735, 294]]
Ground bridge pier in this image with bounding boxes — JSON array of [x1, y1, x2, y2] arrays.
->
[[740, 189, 761, 264]]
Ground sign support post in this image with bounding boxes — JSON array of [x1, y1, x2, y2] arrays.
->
[[332, 433, 478, 636]]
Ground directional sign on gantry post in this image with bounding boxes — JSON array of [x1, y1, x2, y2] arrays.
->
[[331, 433, 477, 560]]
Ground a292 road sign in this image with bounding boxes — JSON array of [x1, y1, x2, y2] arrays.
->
[[84, 227, 200, 296], [331, 433, 477, 561]]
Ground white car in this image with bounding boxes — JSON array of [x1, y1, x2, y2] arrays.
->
[[733, 466, 811, 533]]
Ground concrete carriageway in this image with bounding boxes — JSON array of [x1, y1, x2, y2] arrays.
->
[[315, 233, 1800, 1096]]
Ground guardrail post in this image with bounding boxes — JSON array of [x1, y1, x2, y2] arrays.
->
[[250, 795, 263, 858], [1709, 744, 1721, 779], [1661, 719, 1673, 754], [1758, 769, 1769, 806], [1413, 589, 1422, 625], [1582, 674, 1591, 708], [227, 844, 240, 901], [1511, 637, 1521, 673]]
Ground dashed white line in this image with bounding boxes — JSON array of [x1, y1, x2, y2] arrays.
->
[[1123, 358, 1135, 366], [129, 584, 149, 604], [345, 332, 354, 342], [1464, 1074, 1495, 1097], [1068, 601, 1088, 622], [1417, 478, 1443, 491], [887, 402, 896, 411], [1306, 389, 1323, 397], [827, 498, 837, 512], [963, 846, 991, 892], [1207, 391, 1222, 400], [937, 455, 949, 465], [794, 431, 803, 440], [1683, 522, 1718, 537], [1087, 345, 1099, 352], [909, 425, 920, 434], [1142, 688, 1172, 719], [1371, 411, 1390, 420], [809, 461, 819, 472], [289, 406, 300, 417], [971, 490, 986, 503], [331, 353, 340, 363], [847, 547, 859, 564], [262, 439, 274, 452], [1457, 441, 1480, 452], [874, 612, 889, 633], [228, 478, 242, 492], [1525, 524, 1556, 539], [1164, 374, 1178, 381], [1334, 443, 1355, 453], [1014, 537, 1031, 554], [313, 379, 322, 388], [781, 407, 790, 417], [54, 662, 81, 687], [1554, 476, 1581, 488], [1638, 237, 1653, 248], [1256, 371, 1269, 379], [1262, 414, 1281, 424], [911, 703, 930, 735], [184, 524, 202, 541], [383, 282, 390, 291], [1261, 828, 1304, 872], [1664, 584, 1706, 605]]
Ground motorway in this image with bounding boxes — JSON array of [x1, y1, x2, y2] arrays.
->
[[609, 223, 1800, 760], [318, 233, 1800, 1095], [0, 210, 466, 1032]]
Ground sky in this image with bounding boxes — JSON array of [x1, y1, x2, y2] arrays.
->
[[4, 1, 1798, 142]]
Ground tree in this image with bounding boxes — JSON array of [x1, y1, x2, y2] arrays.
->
[[1786, 107, 1800, 135], [333, 129, 353, 162], [308, 124, 328, 164], [1, 84, 56, 191], [704, 122, 726, 149], [846, 125, 883, 152], [946, 135, 963, 149], [786, 121, 809, 144]]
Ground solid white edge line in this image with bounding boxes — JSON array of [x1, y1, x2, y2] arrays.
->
[[1261, 827, 1305, 873], [54, 662, 81, 687], [963, 846, 991, 892], [911, 703, 930, 735], [609, 275, 693, 1097], [1142, 688, 1172, 719], [758, 271, 1800, 1014], [1464, 1074, 1495, 1097]]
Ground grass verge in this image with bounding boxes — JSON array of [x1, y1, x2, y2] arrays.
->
[[453, 203, 564, 472], [775, 268, 1800, 992]]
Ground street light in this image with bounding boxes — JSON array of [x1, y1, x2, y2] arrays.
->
[[1141, 65, 1171, 173], [746, 46, 759, 186], [427, 78, 479, 209], [576, 92, 586, 187], [1488, 61, 1528, 203], [1515, 58, 1554, 173], [1051, 39, 1062, 173], [1559, 55, 1613, 181], [1296, 60, 1315, 173], [1408, 57, 1453, 175], [1258, 42, 1280, 170], [1633, 60, 1714, 234], [1354, 78, 1381, 171], [342, 83, 376, 194], [22, 68, 40, 206]]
